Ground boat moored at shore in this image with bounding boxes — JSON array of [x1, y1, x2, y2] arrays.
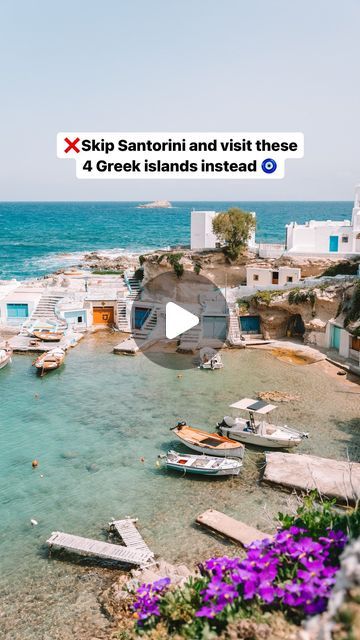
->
[[217, 398, 309, 449], [161, 449, 242, 476], [33, 348, 65, 376], [170, 422, 245, 458], [0, 345, 12, 370]]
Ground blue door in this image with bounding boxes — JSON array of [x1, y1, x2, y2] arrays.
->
[[329, 236, 339, 252], [240, 315, 260, 334], [331, 325, 341, 350], [134, 307, 151, 329]]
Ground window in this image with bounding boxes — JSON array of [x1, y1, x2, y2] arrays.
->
[[253, 274, 259, 281], [7, 303, 29, 318], [287, 276, 293, 283], [77, 316, 83, 323], [342, 236, 349, 243]]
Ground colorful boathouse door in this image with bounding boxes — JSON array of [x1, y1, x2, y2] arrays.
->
[[329, 236, 339, 252], [331, 325, 341, 350], [93, 306, 114, 324]]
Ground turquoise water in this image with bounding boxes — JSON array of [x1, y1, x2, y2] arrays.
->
[[0, 333, 359, 638], [0, 201, 353, 280]]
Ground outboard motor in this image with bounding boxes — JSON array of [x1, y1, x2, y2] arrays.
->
[[170, 420, 186, 431]]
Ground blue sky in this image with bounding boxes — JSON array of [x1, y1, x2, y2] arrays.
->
[[0, 0, 359, 200]]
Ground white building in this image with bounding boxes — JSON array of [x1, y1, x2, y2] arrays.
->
[[190, 210, 256, 251], [325, 319, 360, 368], [285, 185, 360, 256], [246, 266, 301, 287]]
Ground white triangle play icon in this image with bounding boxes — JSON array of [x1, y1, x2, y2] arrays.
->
[[165, 302, 199, 339]]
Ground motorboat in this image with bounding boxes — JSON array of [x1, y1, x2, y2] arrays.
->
[[33, 348, 65, 376], [170, 422, 245, 458], [0, 346, 12, 370], [198, 347, 224, 370], [217, 397, 309, 449], [161, 450, 242, 476]]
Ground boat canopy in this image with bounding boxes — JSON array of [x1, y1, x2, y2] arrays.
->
[[229, 398, 276, 414]]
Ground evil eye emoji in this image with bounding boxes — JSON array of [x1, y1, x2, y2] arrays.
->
[[261, 158, 277, 174]]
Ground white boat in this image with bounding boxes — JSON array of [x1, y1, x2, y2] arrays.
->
[[217, 398, 309, 449], [198, 347, 224, 370], [170, 423, 245, 458], [161, 450, 242, 476], [0, 346, 12, 370]]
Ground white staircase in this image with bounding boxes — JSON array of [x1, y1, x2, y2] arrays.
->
[[228, 313, 243, 346], [116, 299, 129, 331], [124, 272, 141, 300], [30, 294, 65, 322], [177, 325, 201, 352]]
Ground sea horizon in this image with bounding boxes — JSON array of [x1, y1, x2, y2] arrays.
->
[[0, 200, 354, 281]]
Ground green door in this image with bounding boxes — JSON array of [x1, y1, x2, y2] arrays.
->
[[331, 325, 341, 350]]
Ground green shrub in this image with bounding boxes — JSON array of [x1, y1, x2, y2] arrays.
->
[[344, 282, 360, 328], [194, 262, 202, 275], [134, 267, 144, 281], [92, 269, 124, 275], [252, 290, 286, 306], [288, 288, 316, 306], [320, 261, 359, 277], [166, 253, 184, 278]]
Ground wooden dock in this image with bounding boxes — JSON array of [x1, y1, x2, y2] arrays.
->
[[109, 518, 154, 561], [263, 452, 360, 504], [46, 531, 152, 567], [196, 509, 271, 546]]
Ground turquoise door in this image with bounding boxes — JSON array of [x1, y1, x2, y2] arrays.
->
[[329, 236, 339, 252], [331, 325, 341, 350], [239, 315, 260, 334]]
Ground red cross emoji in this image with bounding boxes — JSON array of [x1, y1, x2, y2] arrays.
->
[[64, 137, 80, 154]]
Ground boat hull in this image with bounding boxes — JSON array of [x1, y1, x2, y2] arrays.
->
[[166, 462, 240, 476], [218, 426, 302, 449], [0, 355, 11, 370], [32, 332, 63, 342], [173, 434, 244, 457]]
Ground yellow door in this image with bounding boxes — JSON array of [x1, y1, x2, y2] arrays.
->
[[93, 307, 114, 324]]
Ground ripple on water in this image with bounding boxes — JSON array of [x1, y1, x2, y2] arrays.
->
[[0, 333, 359, 638]]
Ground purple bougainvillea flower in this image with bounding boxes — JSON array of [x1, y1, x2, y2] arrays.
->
[[243, 579, 259, 600], [258, 583, 277, 604]]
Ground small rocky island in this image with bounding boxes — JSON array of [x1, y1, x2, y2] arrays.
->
[[137, 200, 172, 209]]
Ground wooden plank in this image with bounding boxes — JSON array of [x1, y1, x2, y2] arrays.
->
[[46, 531, 150, 566], [196, 509, 271, 546], [263, 452, 360, 504], [110, 519, 154, 558]]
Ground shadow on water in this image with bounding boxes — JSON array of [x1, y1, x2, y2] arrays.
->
[[334, 417, 360, 462]]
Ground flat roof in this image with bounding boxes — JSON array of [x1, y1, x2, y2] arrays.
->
[[229, 398, 276, 413]]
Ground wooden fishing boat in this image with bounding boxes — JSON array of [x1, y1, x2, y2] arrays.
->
[[170, 422, 245, 458], [161, 450, 242, 476], [32, 330, 64, 342], [33, 348, 65, 376], [217, 398, 309, 449], [0, 347, 12, 370]]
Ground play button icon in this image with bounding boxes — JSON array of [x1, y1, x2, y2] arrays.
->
[[165, 302, 199, 339], [130, 269, 229, 369]]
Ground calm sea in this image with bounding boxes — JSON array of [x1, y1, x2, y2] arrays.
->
[[0, 201, 353, 280]]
